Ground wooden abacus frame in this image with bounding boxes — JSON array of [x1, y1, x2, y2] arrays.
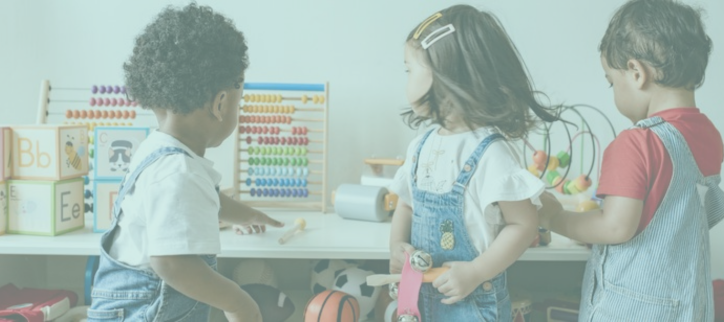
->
[[233, 82, 329, 212], [36, 79, 149, 128]]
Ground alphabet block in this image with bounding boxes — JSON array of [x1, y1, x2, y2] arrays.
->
[[93, 179, 121, 233], [11, 125, 89, 180], [1, 127, 11, 180], [0, 182, 6, 235], [94, 127, 149, 180], [7, 178, 85, 236]]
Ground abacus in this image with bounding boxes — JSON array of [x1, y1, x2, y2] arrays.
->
[[234, 83, 329, 212], [36, 79, 156, 220], [37, 80, 153, 129]]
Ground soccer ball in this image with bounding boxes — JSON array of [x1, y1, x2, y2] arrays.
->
[[332, 267, 380, 319], [309, 259, 361, 295]]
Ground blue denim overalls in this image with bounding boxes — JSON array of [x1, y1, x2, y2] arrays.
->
[[410, 130, 512, 321], [88, 147, 218, 321], [580, 117, 724, 321]]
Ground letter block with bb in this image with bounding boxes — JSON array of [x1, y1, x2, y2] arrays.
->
[[1, 127, 11, 180], [11, 125, 88, 181], [7, 178, 85, 236]]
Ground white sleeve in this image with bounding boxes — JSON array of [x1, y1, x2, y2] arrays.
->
[[388, 137, 422, 207], [477, 141, 545, 210], [143, 172, 221, 256]]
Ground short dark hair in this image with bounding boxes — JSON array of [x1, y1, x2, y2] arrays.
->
[[600, 0, 712, 90], [403, 5, 558, 139], [124, 3, 248, 114]]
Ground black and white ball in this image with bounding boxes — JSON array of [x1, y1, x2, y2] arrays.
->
[[332, 267, 380, 319], [309, 259, 361, 295]]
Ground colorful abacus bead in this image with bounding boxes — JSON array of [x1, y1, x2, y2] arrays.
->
[[532, 150, 547, 171], [573, 175, 592, 191], [546, 156, 559, 171]]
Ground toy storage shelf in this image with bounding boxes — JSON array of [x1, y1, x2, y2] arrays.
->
[[0, 210, 590, 261]]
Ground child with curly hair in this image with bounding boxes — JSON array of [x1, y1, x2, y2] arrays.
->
[[88, 4, 282, 322]]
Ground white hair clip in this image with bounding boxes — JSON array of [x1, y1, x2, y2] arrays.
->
[[420, 24, 456, 50]]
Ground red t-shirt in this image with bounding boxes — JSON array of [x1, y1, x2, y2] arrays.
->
[[596, 108, 723, 233]]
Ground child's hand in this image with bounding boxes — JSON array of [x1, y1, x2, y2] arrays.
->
[[389, 242, 415, 274], [224, 293, 262, 322], [233, 209, 284, 235], [432, 261, 483, 305], [538, 191, 563, 229], [224, 309, 262, 322]]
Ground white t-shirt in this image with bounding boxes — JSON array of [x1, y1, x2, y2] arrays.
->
[[109, 131, 223, 270], [389, 127, 544, 254]]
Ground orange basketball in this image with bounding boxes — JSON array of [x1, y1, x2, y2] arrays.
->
[[304, 290, 360, 322]]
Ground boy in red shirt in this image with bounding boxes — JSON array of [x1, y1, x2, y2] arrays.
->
[[539, 0, 724, 320]]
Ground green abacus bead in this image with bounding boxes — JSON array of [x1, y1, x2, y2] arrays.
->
[[286, 147, 292, 155], [301, 147, 307, 156], [291, 158, 298, 166], [248, 157, 255, 166], [276, 147, 282, 155], [557, 151, 571, 168], [302, 158, 308, 166], [276, 157, 283, 166], [283, 158, 290, 166]]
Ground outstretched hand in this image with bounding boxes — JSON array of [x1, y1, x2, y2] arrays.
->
[[233, 209, 284, 235]]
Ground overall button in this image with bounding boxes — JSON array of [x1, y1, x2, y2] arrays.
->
[[482, 281, 493, 291], [464, 164, 472, 172]]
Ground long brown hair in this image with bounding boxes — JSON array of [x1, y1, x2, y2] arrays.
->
[[404, 5, 558, 139]]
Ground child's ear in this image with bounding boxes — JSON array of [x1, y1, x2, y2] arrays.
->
[[210, 91, 227, 121], [626, 59, 649, 90]]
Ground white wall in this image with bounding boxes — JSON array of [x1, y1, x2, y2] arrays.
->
[[1, 0, 721, 278]]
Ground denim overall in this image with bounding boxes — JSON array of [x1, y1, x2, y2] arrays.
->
[[580, 117, 724, 321], [410, 130, 512, 321], [88, 147, 218, 322]]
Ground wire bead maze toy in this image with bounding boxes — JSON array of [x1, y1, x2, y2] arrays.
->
[[233, 83, 329, 212], [36, 79, 157, 218], [523, 104, 617, 211]]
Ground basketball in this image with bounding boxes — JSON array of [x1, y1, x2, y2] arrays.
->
[[304, 290, 360, 322]]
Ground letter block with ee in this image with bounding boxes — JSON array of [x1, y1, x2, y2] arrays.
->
[[7, 178, 85, 236]]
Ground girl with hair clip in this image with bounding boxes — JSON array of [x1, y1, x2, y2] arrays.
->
[[388, 4, 559, 321]]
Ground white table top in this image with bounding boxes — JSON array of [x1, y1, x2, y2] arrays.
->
[[0, 210, 590, 261]]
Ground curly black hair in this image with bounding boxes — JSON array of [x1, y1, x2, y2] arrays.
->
[[124, 3, 249, 114], [600, 0, 712, 90]]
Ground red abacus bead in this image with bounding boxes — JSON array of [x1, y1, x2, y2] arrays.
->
[[275, 115, 281, 123], [294, 137, 301, 145], [89, 98, 96, 106], [258, 136, 264, 145], [250, 115, 257, 123], [263, 126, 269, 134], [281, 137, 287, 145], [93, 110, 100, 118], [96, 98, 104, 107], [118, 99, 125, 107], [87, 111, 95, 119], [130, 110, 136, 119], [81, 110, 88, 119], [287, 116, 292, 124], [303, 137, 309, 145], [104, 98, 111, 106], [275, 126, 280, 135], [65, 110, 73, 118], [132, 101, 138, 107], [111, 98, 117, 106], [107, 111, 114, 119], [70, 110, 78, 119], [302, 126, 308, 135], [271, 137, 278, 145], [246, 136, 252, 144], [239, 126, 246, 134], [251, 126, 257, 134], [245, 126, 251, 133], [292, 127, 297, 135], [123, 110, 130, 119], [101, 111, 108, 118]]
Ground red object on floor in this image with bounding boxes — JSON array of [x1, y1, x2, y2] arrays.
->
[[715, 279, 724, 321], [0, 284, 77, 322]]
